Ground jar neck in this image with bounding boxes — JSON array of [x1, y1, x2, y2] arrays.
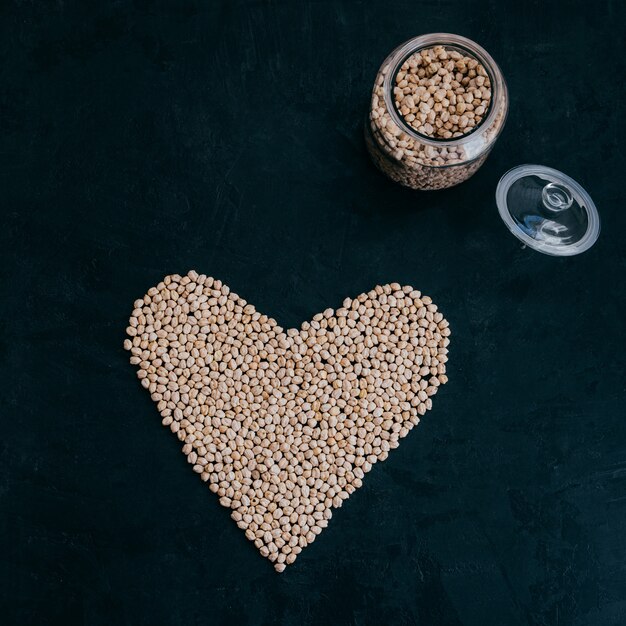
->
[[383, 34, 505, 147]]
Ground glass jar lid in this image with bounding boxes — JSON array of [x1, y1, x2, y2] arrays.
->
[[496, 165, 600, 256]]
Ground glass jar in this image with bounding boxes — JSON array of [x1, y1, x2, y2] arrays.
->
[[366, 33, 508, 190]]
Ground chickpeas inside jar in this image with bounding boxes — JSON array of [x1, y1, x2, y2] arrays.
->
[[366, 33, 508, 191]]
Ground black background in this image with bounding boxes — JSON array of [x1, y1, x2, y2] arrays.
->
[[1, 1, 625, 625]]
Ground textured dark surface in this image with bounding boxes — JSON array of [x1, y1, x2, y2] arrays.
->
[[1, 1, 625, 625]]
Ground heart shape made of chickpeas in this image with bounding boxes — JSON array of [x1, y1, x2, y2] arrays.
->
[[125, 271, 450, 571]]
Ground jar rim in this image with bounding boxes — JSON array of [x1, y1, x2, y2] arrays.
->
[[383, 33, 506, 148]]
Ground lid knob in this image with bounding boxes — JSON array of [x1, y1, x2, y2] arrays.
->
[[542, 182, 573, 212]]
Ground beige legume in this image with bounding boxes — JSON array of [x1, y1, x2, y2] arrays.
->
[[394, 46, 491, 139]]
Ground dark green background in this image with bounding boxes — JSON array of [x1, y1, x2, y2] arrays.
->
[[1, 1, 624, 625]]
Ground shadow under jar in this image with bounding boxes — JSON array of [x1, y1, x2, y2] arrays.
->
[[366, 33, 508, 190]]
